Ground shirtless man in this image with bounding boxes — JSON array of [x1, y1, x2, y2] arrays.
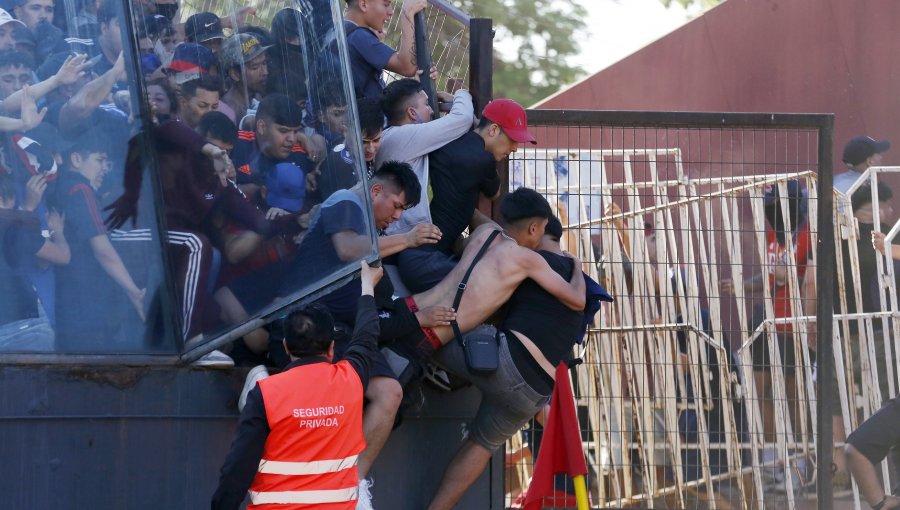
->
[[426, 215, 589, 509], [392, 188, 585, 363]]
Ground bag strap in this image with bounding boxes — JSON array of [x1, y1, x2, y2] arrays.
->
[[450, 229, 502, 345]]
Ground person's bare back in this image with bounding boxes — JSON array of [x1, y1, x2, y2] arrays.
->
[[412, 223, 584, 343]]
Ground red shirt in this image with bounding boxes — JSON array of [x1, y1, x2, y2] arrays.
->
[[766, 223, 811, 331]]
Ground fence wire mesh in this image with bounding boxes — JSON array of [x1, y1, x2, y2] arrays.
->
[[381, 0, 471, 93], [502, 114, 848, 510]]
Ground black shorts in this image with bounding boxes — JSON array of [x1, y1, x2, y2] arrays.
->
[[750, 331, 805, 371], [333, 321, 397, 380], [846, 397, 900, 466]]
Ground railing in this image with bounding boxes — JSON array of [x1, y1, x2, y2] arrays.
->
[[508, 110, 836, 509], [382, 0, 472, 94]]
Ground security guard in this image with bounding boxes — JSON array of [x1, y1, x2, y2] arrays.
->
[[212, 260, 383, 509]]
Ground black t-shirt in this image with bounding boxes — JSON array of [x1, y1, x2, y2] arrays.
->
[[835, 222, 898, 333], [428, 131, 500, 255], [502, 251, 583, 368], [315, 140, 360, 203], [0, 209, 43, 325]]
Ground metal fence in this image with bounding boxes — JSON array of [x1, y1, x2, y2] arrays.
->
[[506, 111, 837, 510], [381, 0, 473, 94]]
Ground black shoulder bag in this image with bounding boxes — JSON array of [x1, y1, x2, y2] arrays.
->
[[451, 230, 503, 373]]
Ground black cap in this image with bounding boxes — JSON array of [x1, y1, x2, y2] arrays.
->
[[842, 135, 891, 166], [185, 12, 224, 43], [272, 8, 302, 40], [764, 179, 803, 205], [13, 25, 34, 47], [143, 14, 172, 38]]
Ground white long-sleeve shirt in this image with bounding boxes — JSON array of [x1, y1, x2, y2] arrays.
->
[[375, 89, 474, 235]]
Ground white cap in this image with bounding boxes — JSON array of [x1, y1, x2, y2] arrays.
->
[[0, 9, 25, 28]]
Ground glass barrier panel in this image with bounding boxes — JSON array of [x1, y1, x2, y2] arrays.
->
[[0, 0, 176, 353], [129, 0, 379, 355]]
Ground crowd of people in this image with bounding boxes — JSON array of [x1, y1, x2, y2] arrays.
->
[[5, 0, 899, 508], [0, 0, 605, 508]]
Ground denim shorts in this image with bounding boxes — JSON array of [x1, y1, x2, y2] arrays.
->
[[433, 324, 551, 452]]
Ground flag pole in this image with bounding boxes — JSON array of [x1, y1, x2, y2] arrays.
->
[[572, 475, 589, 510], [568, 358, 589, 510]]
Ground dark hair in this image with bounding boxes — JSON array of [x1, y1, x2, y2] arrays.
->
[[0, 49, 34, 71], [545, 215, 563, 240], [97, 0, 118, 25], [852, 182, 894, 213], [763, 181, 807, 245], [179, 73, 223, 99], [373, 160, 421, 208], [0, 172, 14, 202], [313, 81, 346, 112], [501, 187, 552, 225], [476, 116, 495, 131], [381, 78, 423, 125], [197, 111, 237, 146], [257, 93, 304, 128], [267, 67, 308, 104], [146, 79, 178, 115], [64, 132, 109, 164], [271, 8, 301, 43], [357, 97, 384, 137], [283, 304, 335, 357]]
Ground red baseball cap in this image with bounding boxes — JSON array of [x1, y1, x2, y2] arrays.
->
[[482, 98, 536, 145]]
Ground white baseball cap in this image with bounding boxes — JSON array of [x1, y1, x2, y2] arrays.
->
[[0, 9, 25, 28]]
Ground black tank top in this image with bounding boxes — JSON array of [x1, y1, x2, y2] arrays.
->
[[502, 251, 583, 368]]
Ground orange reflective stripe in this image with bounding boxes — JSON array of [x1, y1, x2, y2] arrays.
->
[[249, 487, 358, 505], [257, 455, 358, 475]]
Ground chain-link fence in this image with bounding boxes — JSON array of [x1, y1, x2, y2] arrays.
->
[[380, 0, 471, 93], [506, 111, 838, 510]]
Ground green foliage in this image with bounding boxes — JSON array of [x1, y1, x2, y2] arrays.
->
[[454, 0, 588, 106], [660, 0, 722, 9]]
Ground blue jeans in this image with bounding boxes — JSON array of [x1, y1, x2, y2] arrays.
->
[[0, 316, 54, 352], [396, 247, 458, 294]]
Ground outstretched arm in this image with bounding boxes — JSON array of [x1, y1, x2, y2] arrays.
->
[[59, 53, 124, 131], [0, 54, 89, 114], [385, 0, 426, 77], [378, 222, 442, 257], [521, 249, 586, 310]]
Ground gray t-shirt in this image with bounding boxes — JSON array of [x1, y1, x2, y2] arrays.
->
[[375, 90, 474, 235]]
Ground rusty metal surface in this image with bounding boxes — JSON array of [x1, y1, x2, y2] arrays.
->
[[0, 366, 501, 509]]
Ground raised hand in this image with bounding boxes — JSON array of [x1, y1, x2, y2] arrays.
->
[[19, 84, 48, 132], [22, 173, 48, 211], [55, 53, 89, 85], [404, 222, 442, 248], [360, 260, 383, 293]]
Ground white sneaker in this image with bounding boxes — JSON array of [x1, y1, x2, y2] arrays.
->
[[239, 365, 270, 412], [356, 478, 374, 510], [192, 350, 234, 369]]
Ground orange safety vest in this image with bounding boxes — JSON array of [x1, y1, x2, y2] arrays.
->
[[248, 360, 366, 509]]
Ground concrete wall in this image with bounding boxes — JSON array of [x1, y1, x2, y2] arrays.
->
[[0, 366, 501, 509]]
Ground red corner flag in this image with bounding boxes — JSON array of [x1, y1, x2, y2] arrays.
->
[[523, 363, 588, 510]]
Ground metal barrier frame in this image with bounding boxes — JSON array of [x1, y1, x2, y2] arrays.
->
[[519, 108, 835, 508]]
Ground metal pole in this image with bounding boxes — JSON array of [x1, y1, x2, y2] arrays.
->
[[470, 18, 501, 218], [816, 115, 836, 510], [414, 11, 439, 118], [468, 18, 493, 114]]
